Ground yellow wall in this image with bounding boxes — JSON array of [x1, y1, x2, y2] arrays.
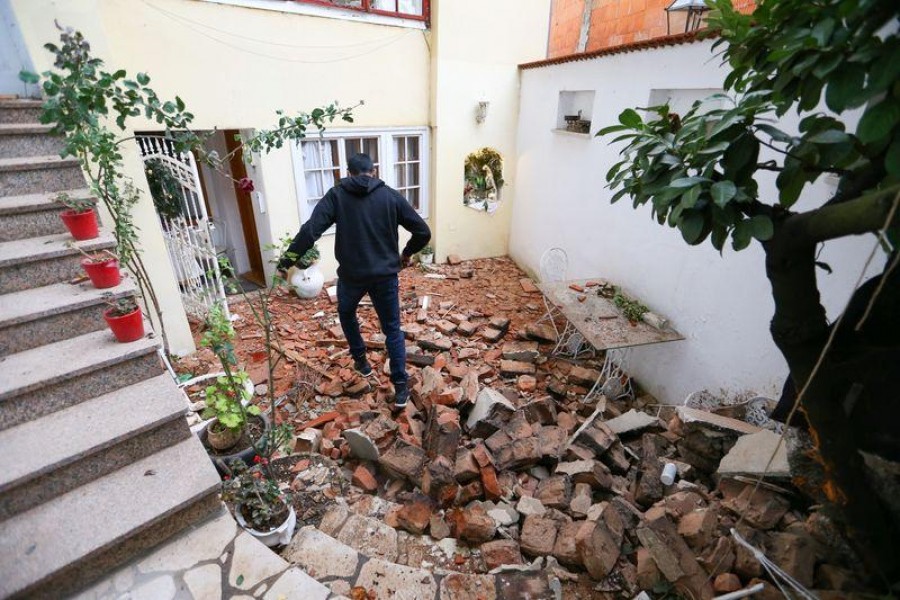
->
[[10, 0, 551, 351], [11, 0, 432, 353], [429, 0, 551, 262]]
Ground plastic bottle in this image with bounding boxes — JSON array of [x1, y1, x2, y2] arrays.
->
[[660, 462, 677, 486]]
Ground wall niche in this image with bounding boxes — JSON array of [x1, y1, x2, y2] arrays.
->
[[463, 147, 504, 214]]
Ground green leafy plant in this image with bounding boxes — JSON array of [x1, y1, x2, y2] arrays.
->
[[598, 0, 900, 578], [200, 303, 261, 439], [201, 372, 258, 431], [612, 288, 648, 323], [297, 244, 320, 269], [220, 458, 291, 532], [104, 296, 138, 318], [55, 192, 94, 213], [464, 147, 504, 204], [143, 158, 184, 220]]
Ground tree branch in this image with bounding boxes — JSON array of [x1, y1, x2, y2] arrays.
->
[[783, 183, 900, 247]]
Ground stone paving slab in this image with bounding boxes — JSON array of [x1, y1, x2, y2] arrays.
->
[[71, 509, 333, 600], [356, 557, 439, 600]]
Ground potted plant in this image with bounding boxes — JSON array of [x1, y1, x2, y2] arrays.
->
[[103, 297, 145, 342], [418, 244, 435, 264], [289, 243, 324, 299], [57, 192, 99, 241], [200, 371, 259, 451], [80, 249, 121, 289], [221, 457, 296, 547], [197, 303, 269, 472]]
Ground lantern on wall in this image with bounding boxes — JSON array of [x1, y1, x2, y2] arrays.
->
[[665, 0, 710, 34]]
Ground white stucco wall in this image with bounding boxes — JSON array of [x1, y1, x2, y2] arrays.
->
[[430, 0, 552, 262], [510, 39, 883, 404]]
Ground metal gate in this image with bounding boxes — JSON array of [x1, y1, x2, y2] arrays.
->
[[136, 135, 230, 321]]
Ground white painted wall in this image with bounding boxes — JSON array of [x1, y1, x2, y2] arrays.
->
[[430, 0, 552, 262], [510, 39, 883, 404]]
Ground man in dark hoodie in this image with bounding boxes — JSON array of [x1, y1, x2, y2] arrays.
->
[[277, 153, 431, 409]]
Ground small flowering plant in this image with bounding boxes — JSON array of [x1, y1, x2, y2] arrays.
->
[[221, 457, 291, 532]]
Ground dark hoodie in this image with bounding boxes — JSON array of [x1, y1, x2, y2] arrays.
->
[[278, 175, 431, 282]]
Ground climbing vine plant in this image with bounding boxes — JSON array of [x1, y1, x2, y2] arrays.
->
[[20, 24, 357, 348]]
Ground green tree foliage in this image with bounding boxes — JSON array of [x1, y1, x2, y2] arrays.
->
[[600, 0, 899, 252], [600, 0, 900, 583]]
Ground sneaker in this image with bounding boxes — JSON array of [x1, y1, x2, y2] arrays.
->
[[353, 356, 373, 377], [393, 384, 410, 410]]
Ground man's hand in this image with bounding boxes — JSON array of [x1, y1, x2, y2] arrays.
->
[[401, 254, 413, 269], [276, 268, 289, 284]]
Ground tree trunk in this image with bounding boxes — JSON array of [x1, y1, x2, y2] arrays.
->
[[763, 208, 900, 582]]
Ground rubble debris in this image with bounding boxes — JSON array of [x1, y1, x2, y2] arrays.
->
[[717, 429, 791, 478], [194, 258, 876, 598]]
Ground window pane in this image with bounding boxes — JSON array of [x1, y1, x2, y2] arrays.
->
[[408, 164, 419, 187], [363, 138, 379, 163], [395, 164, 407, 187], [302, 141, 321, 169], [406, 187, 419, 210], [327, 140, 339, 167], [345, 138, 360, 156], [394, 136, 406, 162], [305, 170, 323, 198], [407, 136, 419, 161], [398, 0, 422, 15]]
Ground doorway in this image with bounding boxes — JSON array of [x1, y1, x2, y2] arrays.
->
[[191, 130, 267, 294], [223, 130, 266, 287]]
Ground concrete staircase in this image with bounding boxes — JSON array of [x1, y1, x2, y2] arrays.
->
[[0, 98, 221, 599]]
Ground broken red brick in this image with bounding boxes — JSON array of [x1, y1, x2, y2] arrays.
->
[[481, 539, 524, 569], [520, 515, 560, 557], [396, 496, 435, 535], [352, 463, 379, 493]]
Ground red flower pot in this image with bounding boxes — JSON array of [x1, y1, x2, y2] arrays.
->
[[82, 257, 121, 289], [60, 209, 99, 241], [104, 306, 145, 343]]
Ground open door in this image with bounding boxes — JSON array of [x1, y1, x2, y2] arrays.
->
[[224, 130, 266, 287]]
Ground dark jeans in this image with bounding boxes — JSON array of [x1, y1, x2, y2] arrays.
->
[[337, 275, 407, 387]]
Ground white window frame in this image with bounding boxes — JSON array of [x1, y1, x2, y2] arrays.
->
[[197, 0, 428, 30], [290, 127, 430, 233]]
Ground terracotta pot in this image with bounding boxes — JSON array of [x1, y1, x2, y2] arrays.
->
[[60, 209, 99, 241], [103, 306, 144, 343], [82, 257, 121, 289], [206, 418, 241, 451]]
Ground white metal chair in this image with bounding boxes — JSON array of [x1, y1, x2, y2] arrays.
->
[[537, 247, 567, 336], [537, 248, 593, 358]]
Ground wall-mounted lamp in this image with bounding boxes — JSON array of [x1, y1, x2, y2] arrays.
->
[[475, 101, 490, 124]]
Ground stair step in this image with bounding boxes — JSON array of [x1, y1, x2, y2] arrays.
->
[[0, 124, 66, 159], [0, 327, 163, 430], [0, 155, 85, 195], [0, 231, 116, 294], [0, 99, 43, 125], [0, 437, 221, 599], [0, 374, 190, 521], [0, 188, 95, 242], [0, 279, 136, 356]]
